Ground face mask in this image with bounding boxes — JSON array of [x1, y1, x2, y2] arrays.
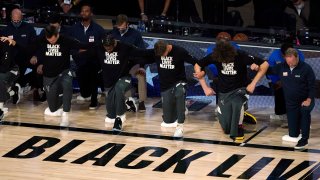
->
[[12, 21, 22, 28]]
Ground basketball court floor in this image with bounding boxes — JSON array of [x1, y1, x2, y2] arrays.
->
[[0, 93, 319, 179]]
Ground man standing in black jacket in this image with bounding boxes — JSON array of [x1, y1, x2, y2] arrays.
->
[[0, 8, 36, 94]]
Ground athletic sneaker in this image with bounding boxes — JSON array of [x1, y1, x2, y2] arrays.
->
[[60, 112, 69, 127], [76, 95, 91, 101], [282, 134, 302, 143], [89, 100, 98, 110], [174, 125, 184, 138], [44, 107, 63, 116], [243, 111, 257, 124], [138, 101, 146, 112], [0, 109, 4, 122], [126, 97, 137, 112], [231, 125, 244, 142], [161, 121, 177, 127], [294, 139, 308, 150], [113, 117, 122, 132], [12, 83, 21, 104], [105, 116, 115, 123]]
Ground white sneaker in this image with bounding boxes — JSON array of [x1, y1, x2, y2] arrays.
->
[[282, 134, 302, 143], [270, 114, 287, 121], [117, 114, 126, 122], [161, 120, 177, 127], [105, 116, 115, 123], [174, 125, 184, 138], [44, 107, 63, 116], [76, 95, 91, 101], [2, 107, 8, 114], [60, 112, 69, 126]]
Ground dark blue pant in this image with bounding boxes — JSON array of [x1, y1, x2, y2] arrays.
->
[[286, 100, 314, 140]]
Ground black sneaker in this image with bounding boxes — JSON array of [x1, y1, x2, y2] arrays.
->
[[0, 109, 4, 122], [39, 90, 47, 102], [12, 83, 21, 104], [231, 125, 245, 142], [243, 111, 257, 124], [126, 97, 137, 112], [112, 117, 122, 132], [138, 101, 146, 112], [295, 139, 308, 150], [89, 100, 98, 110]]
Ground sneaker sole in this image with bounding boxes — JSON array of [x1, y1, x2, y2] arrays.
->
[[294, 145, 308, 150]]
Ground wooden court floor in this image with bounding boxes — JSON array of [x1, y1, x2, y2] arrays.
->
[[0, 93, 319, 179]]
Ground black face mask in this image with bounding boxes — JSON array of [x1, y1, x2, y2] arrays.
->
[[12, 21, 22, 28]]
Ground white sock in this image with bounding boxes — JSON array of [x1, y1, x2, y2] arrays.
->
[[0, 102, 3, 109]]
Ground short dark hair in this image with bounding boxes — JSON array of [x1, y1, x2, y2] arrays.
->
[[280, 43, 294, 55], [44, 25, 59, 38], [116, 14, 128, 25], [102, 34, 115, 46], [154, 40, 168, 56]]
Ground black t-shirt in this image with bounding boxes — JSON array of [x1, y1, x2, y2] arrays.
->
[[90, 42, 149, 88], [154, 45, 198, 91], [199, 50, 265, 93], [31, 35, 87, 77]]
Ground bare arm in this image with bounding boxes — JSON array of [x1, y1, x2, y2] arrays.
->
[[247, 61, 269, 93], [138, 0, 148, 21], [194, 63, 215, 96], [162, 0, 171, 16]]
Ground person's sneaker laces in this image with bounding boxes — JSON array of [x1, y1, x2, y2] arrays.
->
[[12, 83, 21, 104], [243, 111, 257, 124], [126, 97, 137, 112], [138, 101, 146, 112], [294, 139, 308, 150], [113, 117, 122, 132]]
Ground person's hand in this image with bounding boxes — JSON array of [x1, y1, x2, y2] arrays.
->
[[30, 56, 37, 65], [204, 87, 215, 96], [193, 71, 205, 79], [0, 36, 16, 46], [301, 98, 311, 107], [250, 63, 259, 71], [37, 64, 43, 74], [136, 68, 146, 76], [141, 13, 148, 22]]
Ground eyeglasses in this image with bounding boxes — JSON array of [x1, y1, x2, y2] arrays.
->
[[11, 20, 21, 23]]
